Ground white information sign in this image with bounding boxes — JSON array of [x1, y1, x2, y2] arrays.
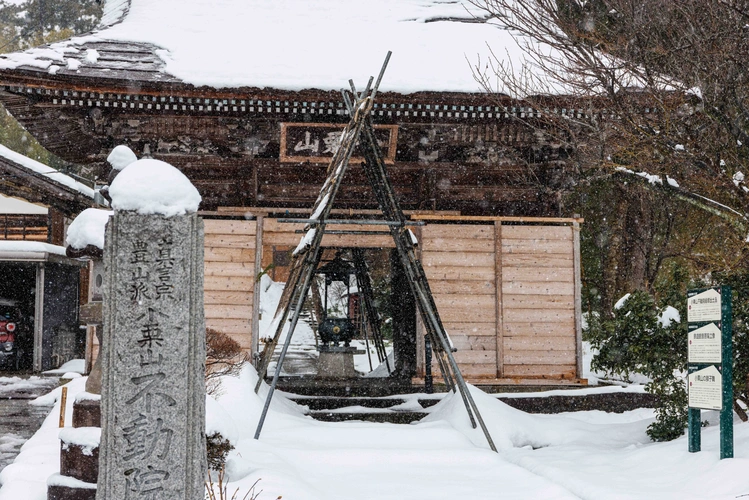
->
[[688, 365, 722, 411], [687, 288, 721, 323], [688, 323, 722, 364]]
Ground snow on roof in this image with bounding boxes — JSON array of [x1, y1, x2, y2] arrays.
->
[[0, 240, 67, 257], [2, 0, 535, 94], [66, 208, 113, 250], [100, 0, 130, 27], [0, 145, 95, 199], [109, 158, 201, 216], [0, 193, 48, 214]]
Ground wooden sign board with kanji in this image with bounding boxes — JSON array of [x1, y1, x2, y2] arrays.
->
[[280, 122, 398, 164]]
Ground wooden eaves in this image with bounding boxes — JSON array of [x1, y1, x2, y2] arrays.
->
[[0, 153, 95, 217]]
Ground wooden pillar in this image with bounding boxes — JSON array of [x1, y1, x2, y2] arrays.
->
[[572, 220, 583, 378], [251, 215, 264, 362], [47, 208, 65, 245], [33, 262, 45, 372], [494, 221, 504, 378]]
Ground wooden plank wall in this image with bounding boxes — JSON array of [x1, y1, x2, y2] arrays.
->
[[202, 217, 579, 381], [421, 223, 578, 380], [261, 219, 396, 249], [203, 219, 257, 351], [0, 214, 48, 241], [421, 224, 498, 378], [501, 225, 577, 379]]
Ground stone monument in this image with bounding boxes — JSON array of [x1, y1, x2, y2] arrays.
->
[[96, 159, 206, 500]]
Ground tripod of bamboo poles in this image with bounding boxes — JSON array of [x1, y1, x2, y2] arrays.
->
[[252, 54, 389, 438], [253, 53, 496, 452]]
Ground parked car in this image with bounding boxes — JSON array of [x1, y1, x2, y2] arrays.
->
[[0, 299, 21, 370]]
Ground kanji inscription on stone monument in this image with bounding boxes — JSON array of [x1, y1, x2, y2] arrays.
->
[[98, 212, 206, 499]]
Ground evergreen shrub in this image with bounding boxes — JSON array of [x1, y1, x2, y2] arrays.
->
[[586, 290, 688, 441]]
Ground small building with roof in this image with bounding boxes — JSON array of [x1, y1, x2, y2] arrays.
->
[[0, 146, 96, 371]]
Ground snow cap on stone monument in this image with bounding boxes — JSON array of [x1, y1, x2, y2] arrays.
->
[[108, 158, 202, 216], [66, 208, 113, 250], [106, 145, 138, 170]]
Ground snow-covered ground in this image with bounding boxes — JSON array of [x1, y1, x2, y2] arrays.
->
[[0, 376, 57, 398], [2, 281, 745, 499], [2, 367, 748, 500], [41, 359, 86, 377], [0, 378, 86, 500], [0, 435, 25, 472], [211, 368, 749, 500]]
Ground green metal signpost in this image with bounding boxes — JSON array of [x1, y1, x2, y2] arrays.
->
[[687, 286, 733, 459]]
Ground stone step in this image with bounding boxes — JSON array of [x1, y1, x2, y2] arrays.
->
[[292, 391, 659, 422], [291, 396, 440, 411], [292, 395, 437, 424], [59, 442, 99, 484], [47, 474, 96, 500], [59, 428, 100, 484], [60, 443, 99, 483], [276, 376, 416, 397], [309, 410, 429, 424], [72, 398, 100, 428]]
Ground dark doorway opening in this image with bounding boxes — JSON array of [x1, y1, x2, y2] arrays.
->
[[0, 263, 37, 370], [0, 261, 81, 372], [42, 263, 82, 371]]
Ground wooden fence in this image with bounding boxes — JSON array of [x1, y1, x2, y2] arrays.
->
[[203, 219, 258, 351], [203, 215, 582, 383], [418, 221, 581, 381]]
